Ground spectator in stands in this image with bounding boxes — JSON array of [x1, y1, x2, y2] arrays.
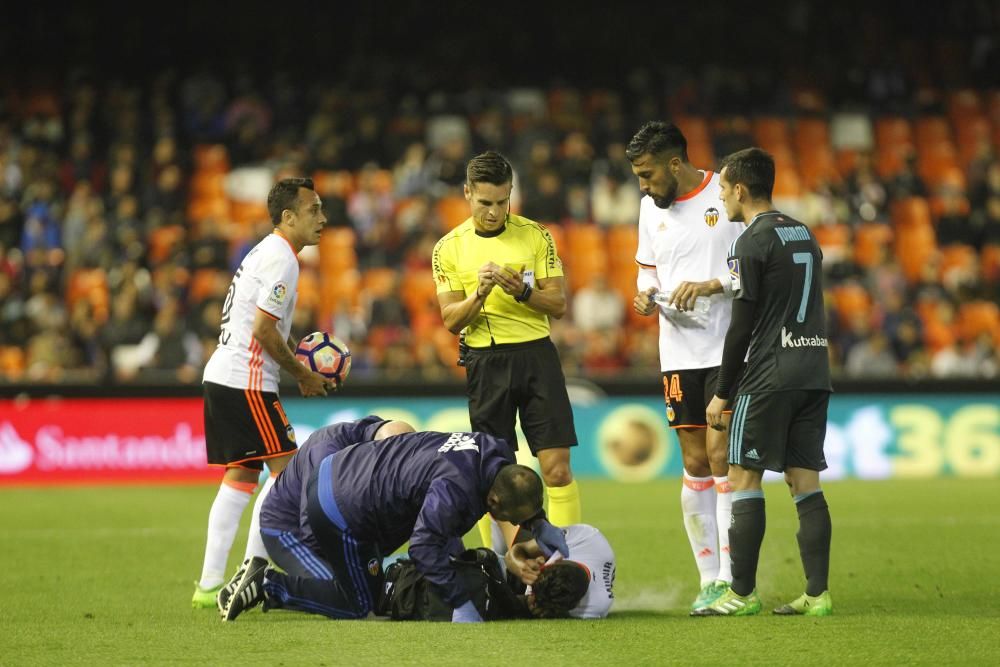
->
[[845, 331, 898, 377], [0, 195, 24, 249], [845, 152, 888, 224], [572, 275, 625, 333], [889, 152, 927, 199], [935, 187, 977, 248], [973, 194, 1000, 248], [130, 296, 202, 383]]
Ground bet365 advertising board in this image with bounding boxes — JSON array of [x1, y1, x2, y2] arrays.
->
[[1, 395, 997, 484]]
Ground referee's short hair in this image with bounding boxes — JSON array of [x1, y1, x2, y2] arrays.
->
[[626, 121, 688, 163], [466, 151, 513, 187], [267, 177, 315, 225], [720, 148, 775, 201]]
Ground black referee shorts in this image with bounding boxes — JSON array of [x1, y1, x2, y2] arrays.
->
[[464, 337, 577, 455], [203, 381, 298, 470]]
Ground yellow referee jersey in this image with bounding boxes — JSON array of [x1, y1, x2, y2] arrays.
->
[[433, 214, 564, 347]]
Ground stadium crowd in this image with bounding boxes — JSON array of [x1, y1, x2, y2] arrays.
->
[[0, 6, 998, 386]]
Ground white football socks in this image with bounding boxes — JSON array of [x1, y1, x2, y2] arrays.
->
[[680, 471, 719, 587], [243, 474, 276, 561], [198, 480, 255, 589], [714, 475, 733, 584]]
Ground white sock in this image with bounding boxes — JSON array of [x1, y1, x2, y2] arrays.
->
[[680, 471, 718, 587], [243, 474, 276, 561], [714, 476, 733, 584], [199, 481, 255, 589]]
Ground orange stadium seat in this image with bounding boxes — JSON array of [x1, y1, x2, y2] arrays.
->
[[799, 146, 840, 189], [915, 117, 952, 149], [929, 194, 970, 219], [835, 149, 860, 180], [191, 171, 227, 198], [772, 164, 802, 198], [891, 197, 933, 228], [297, 268, 321, 312], [230, 201, 270, 226], [0, 346, 25, 380], [921, 311, 956, 352], [187, 195, 230, 224], [981, 244, 1000, 283], [946, 89, 983, 124], [875, 117, 913, 152], [794, 118, 831, 156], [312, 170, 355, 199], [956, 301, 1000, 343], [607, 225, 638, 263], [918, 141, 964, 190], [148, 224, 186, 264], [320, 267, 361, 321], [853, 223, 894, 268], [813, 223, 851, 264], [565, 224, 607, 287], [400, 268, 438, 316], [67, 268, 110, 323], [675, 116, 714, 168], [436, 195, 470, 231], [752, 117, 792, 154], [895, 224, 937, 283], [189, 268, 226, 303], [875, 144, 908, 180], [320, 227, 358, 272], [193, 144, 230, 173], [955, 115, 992, 167], [832, 283, 872, 323], [938, 244, 978, 280], [608, 266, 638, 304], [361, 267, 399, 300]]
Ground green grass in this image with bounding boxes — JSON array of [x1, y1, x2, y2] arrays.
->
[[3, 479, 998, 666]]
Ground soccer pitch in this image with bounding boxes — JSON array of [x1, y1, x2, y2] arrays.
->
[[3, 478, 998, 666]]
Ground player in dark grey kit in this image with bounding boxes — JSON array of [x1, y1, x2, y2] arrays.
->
[[699, 148, 833, 617]]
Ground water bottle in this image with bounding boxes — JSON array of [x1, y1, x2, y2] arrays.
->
[[652, 291, 712, 315]]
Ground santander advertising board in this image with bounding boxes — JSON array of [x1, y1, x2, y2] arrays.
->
[[0, 398, 215, 485]]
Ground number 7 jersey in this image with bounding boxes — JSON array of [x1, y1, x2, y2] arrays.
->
[[727, 211, 831, 394], [203, 233, 300, 393]]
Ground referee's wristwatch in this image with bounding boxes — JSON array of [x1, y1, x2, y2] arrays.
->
[[514, 284, 533, 302]]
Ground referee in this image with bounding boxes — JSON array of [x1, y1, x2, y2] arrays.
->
[[433, 151, 581, 540]]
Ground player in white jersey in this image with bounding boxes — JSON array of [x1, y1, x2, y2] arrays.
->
[[626, 122, 746, 614], [192, 177, 331, 609], [505, 524, 615, 619]]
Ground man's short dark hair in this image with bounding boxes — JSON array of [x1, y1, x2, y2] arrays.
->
[[466, 151, 513, 187], [531, 562, 590, 618], [719, 148, 775, 200], [491, 464, 543, 517], [267, 177, 315, 225], [625, 121, 688, 163]]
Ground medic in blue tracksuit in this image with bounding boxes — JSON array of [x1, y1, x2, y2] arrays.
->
[[258, 418, 551, 621]]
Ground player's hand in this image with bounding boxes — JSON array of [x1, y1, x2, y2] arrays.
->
[[506, 543, 546, 585], [476, 262, 502, 298], [298, 370, 330, 397], [451, 600, 483, 623], [669, 280, 715, 311], [633, 286, 657, 316], [493, 265, 524, 297], [706, 395, 727, 431]]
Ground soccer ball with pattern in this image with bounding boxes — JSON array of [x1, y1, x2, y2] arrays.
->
[[295, 332, 351, 387]]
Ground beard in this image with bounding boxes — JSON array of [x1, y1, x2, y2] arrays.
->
[[650, 181, 679, 209]]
